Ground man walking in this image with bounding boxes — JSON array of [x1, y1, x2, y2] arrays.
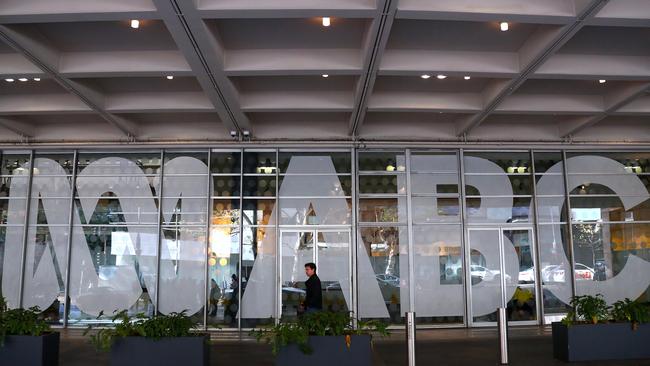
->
[[303, 262, 323, 313]]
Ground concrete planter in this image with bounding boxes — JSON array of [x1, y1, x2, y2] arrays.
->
[[552, 322, 650, 362], [110, 335, 209, 366], [0, 332, 60, 366], [276, 335, 371, 366]]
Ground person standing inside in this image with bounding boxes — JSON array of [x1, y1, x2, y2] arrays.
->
[[303, 262, 322, 313], [208, 279, 220, 317]]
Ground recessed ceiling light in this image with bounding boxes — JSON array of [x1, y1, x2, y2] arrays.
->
[[322, 74, 329, 78], [599, 79, 606, 84], [436, 74, 447, 79], [464, 76, 471, 80], [33, 78, 41, 81], [166, 75, 174, 80], [18, 78, 28, 82], [420, 74, 431, 79], [322, 17, 331, 27], [131, 20, 140, 29], [5, 78, 14, 82], [500, 22, 509, 31]]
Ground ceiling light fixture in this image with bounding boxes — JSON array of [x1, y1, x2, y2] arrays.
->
[[420, 74, 431, 79], [436, 74, 447, 79], [33, 78, 41, 81], [464, 76, 471, 80], [322, 74, 329, 78], [5, 78, 14, 82], [599, 79, 606, 84], [18, 78, 28, 82], [322, 17, 331, 27], [500, 22, 509, 31], [131, 19, 140, 29], [166, 75, 174, 80]]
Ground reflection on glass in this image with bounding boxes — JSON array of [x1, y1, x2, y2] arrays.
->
[[210, 151, 240, 174], [359, 175, 406, 194], [570, 196, 650, 223], [466, 197, 533, 223], [359, 226, 408, 324], [243, 151, 276, 174], [359, 198, 405, 223], [212, 200, 240, 226], [504, 230, 536, 322], [241, 226, 276, 328], [212, 176, 240, 197], [413, 225, 463, 324], [243, 176, 276, 197], [280, 198, 351, 226], [207, 226, 239, 328], [411, 173, 459, 194], [358, 152, 406, 172], [278, 153, 351, 174], [410, 152, 458, 173], [464, 152, 531, 174], [280, 231, 313, 321], [279, 175, 350, 197], [243, 200, 274, 226], [412, 197, 460, 223], [538, 223, 571, 320]]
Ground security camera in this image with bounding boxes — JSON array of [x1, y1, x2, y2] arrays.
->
[[230, 130, 238, 138], [242, 130, 250, 137]]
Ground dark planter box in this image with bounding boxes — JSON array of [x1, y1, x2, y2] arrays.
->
[[552, 322, 650, 362], [276, 335, 371, 366], [110, 335, 209, 366], [0, 332, 60, 366]]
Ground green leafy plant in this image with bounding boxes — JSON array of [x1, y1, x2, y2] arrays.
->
[[251, 312, 389, 355], [0, 297, 51, 347], [611, 298, 650, 330], [563, 294, 610, 325], [84, 309, 200, 352]]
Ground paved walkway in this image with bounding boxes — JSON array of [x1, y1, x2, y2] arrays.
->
[[58, 327, 650, 365]]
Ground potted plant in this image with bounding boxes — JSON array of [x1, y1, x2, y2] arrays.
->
[[0, 297, 60, 366], [252, 311, 388, 366], [85, 310, 209, 366], [552, 294, 650, 362]]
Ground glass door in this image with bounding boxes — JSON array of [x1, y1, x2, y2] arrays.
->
[[468, 227, 538, 325], [279, 229, 351, 321]]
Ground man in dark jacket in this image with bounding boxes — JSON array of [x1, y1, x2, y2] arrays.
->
[[303, 262, 322, 313]]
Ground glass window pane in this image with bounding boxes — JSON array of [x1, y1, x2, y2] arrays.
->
[[538, 223, 572, 321], [413, 225, 463, 324], [411, 173, 459, 195], [359, 198, 406, 223], [359, 175, 406, 195], [317, 231, 350, 313], [280, 198, 351, 226], [212, 176, 241, 197], [241, 226, 276, 327], [358, 226, 408, 324], [243, 199, 274, 226], [207, 226, 239, 328], [358, 151, 406, 172], [566, 152, 650, 174], [570, 196, 650, 223], [466, 196, 533, 223], [279, 152, 351, 173], [1, 152, 30, 176], [67, 226, 157, 325], [465, 175, 532, 195], [464, 152, 531, 174], [210, 151, 241, 174], [533, 152, 563, 173], [33, 152, 75, 175], [0, 199, 26, 225], [75, 198, 158, 226], [412, 197, 460, 223], [410, 152, 458, 173], [243, 176, 276, 197], [243, 151, 276, 174], [280, 175, 350, 197], [212, 199, 240, 226], [77, 152, 162, 175]]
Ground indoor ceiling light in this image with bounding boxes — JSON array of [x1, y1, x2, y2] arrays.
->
[[420, 74, 431, 79], [130, 19, 140, 29], [18, 78, 28, 82], [166, 75, 174, 80], [599, 79, 606, 84], [33, 78, 40, 81], [322, 17, 331, 27], [464, 76, 471, 80], [500, 22, 509, 31], [5, 78, 14, 82], [322, 74, 329, 78], [436, 74, 447, 79]]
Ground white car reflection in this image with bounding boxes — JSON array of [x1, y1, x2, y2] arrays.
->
[[470, 265, 512, 282], [541, 263, 595, 282]]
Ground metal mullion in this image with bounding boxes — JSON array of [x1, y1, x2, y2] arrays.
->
[[153, 150, 165, 316], [530, 150, 545, 325], [203, 149, 211, 331], [498, 228, 507, 310], [274, 149, 280, 325], [349, 147, 357, 326], [238, 150, 245, 332], [405, 149, 415, 316], [62, 150, 79, 327], [459, 149, 472, 327], [17, 150, 35, 309], [561, 151, 578, 307]]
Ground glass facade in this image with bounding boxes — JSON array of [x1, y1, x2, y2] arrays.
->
[[0, 148, 649, 329]]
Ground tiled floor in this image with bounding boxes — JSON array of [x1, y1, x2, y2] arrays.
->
[[57, 327, 650, 365]]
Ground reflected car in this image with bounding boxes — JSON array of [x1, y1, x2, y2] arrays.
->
[[470, 265, 511, 282], [518, 267, 535, 283], [541, 263, 595, 282], [375, 274, 400, 287]]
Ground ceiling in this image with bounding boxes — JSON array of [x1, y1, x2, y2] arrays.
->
[[0, 0, 648, 144]]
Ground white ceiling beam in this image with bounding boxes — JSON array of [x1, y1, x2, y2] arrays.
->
[[0, 53, 43, 76], [0, 24, 140, 139], [106, 92, 214, 113], [368, 92, 482, 112], [396, 0, 576, 23], [496, 94, 604, 114], [241, 91, 354, 112], [0, 0, 157, 23], [349, 0, 398, 136], [224, 49, 362, 76], [196, 0, 375, 18], [559, 82, 650, 136], [58, 51, 193, 77], [0, 117, 34, 139], [455, 0, 611, 136], [616, 95, 650, 115], [588, 0, 650, 26], [153, 0, 250, 134], [534, 54, 650, 80]]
